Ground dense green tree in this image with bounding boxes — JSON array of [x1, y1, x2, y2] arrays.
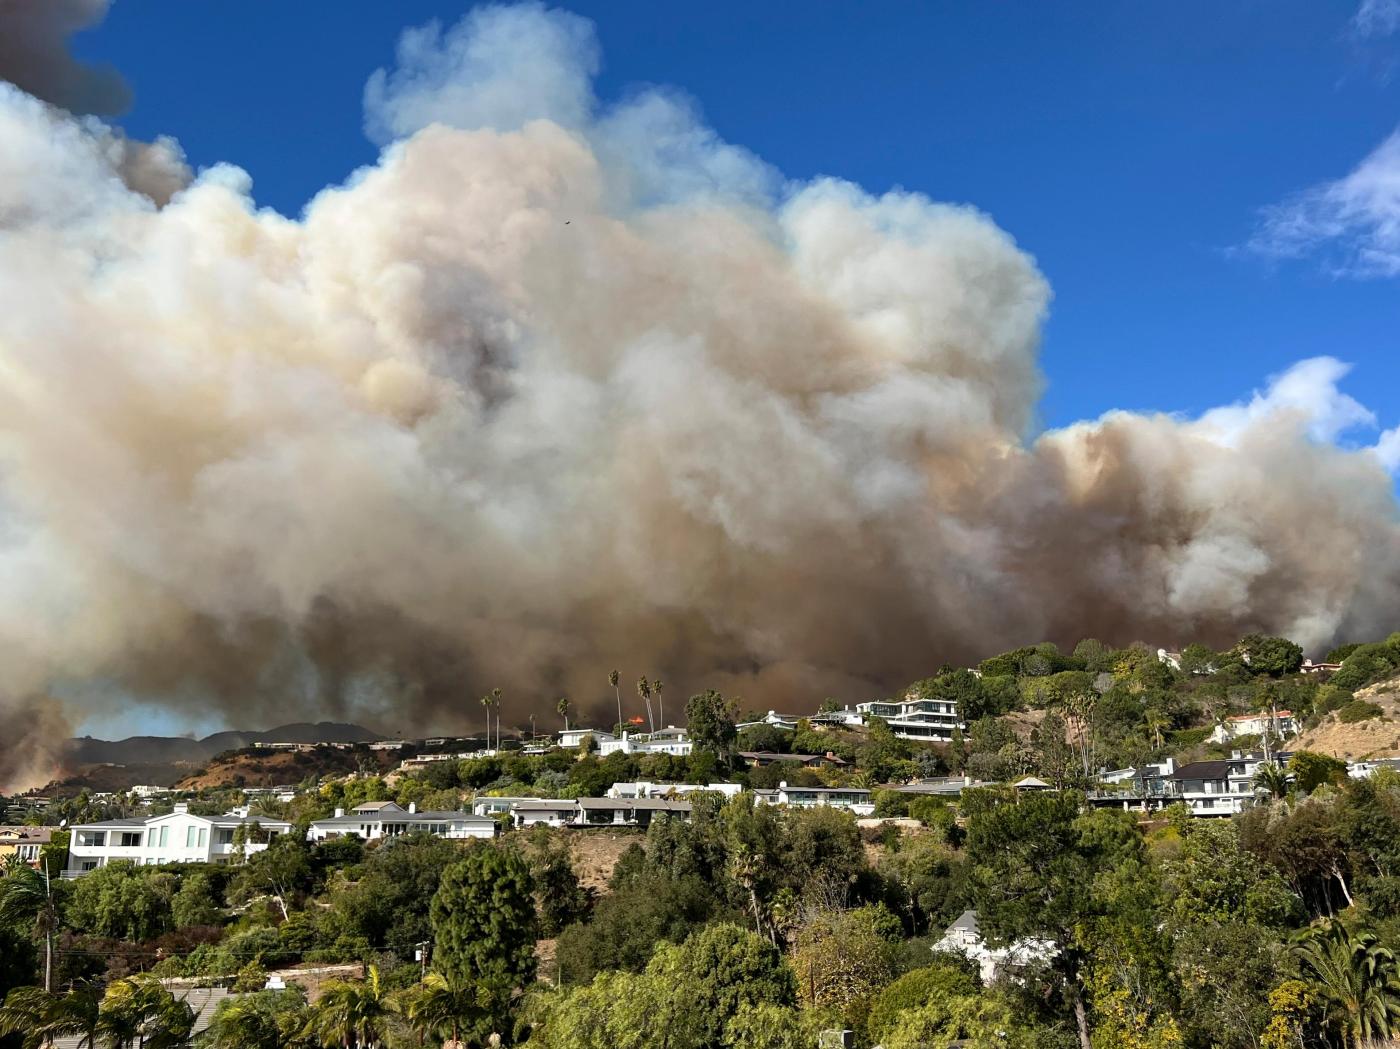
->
[[65, 864, 174, 944], [965, 791, 1102, 1049], [647, 924, 796, 1049], [556, 874, 726, 984], [170, 871, 221, 929], [1288, 751, 1349, 795], [1235, 635, 1305, 677], [866, 960, 979, 1046], [686, 690, 738, 765], [430, 844, 537, 1003]]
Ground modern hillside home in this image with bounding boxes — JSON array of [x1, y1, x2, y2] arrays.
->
[[64, 804, 292, 877], [856, 691, 962, 742], [1166, 750, 1290, 816], [752, 782, 874, 813], [305, 801, 497, 842], [598, 726, 693, 756]]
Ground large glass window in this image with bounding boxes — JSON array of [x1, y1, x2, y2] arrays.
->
[[185, 826, 196, 848]]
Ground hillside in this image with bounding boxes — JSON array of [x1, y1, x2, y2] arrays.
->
[[65, 722, 380, 766], [1290, 676, 1400, 760], [31, 722, 384, 797], [174, 745, 396, 790]]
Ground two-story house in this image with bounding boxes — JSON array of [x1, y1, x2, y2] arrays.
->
[[64, 804, 292, 876], [1166, 750, 1290, 816], [0, 826, 56, 868], [856, 692, 962, 742]]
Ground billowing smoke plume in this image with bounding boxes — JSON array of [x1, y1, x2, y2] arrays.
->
[[1, 4, 1398, 786]]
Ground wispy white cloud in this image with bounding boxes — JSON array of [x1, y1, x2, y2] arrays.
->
[[1248, 127, 1400, 277], [1353, 0, 1400, 38]]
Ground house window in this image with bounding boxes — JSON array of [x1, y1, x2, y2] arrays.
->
[[197, 828, 207, 848], [158, 827, 169, 848], [117, 832, 142, 848], [215, 829, 234, 846], [185, 826, 196, 848], [76, 831, 106, 848], [80, 860, 99, 872]]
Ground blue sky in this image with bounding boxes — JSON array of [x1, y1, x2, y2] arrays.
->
[[70, 0, 1400, 438]]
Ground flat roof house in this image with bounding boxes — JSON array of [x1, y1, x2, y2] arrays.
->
[[753, 782, 874, 814], [306, 801, 496, 842], [65, 804, 292, 877], [855, 693, 963, 742]]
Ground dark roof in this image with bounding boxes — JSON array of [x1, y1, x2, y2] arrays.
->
[[1168, 760, 1232, 780]]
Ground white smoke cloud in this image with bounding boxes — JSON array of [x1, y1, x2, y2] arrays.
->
[[0, 3, 1398, 785]]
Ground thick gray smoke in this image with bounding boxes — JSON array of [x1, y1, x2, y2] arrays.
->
[[1, 4, 1398, 788], [0, 0, 129, 114]]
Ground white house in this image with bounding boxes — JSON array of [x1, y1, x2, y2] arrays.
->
[[856, 692, 962, 742], [933, 910, 1057, 983], [1301, 659, 1343, 675], [753, 782, 874, 814], [735, 711, 800, 733], [306, 801, 496, 842], [807, 707, 865, 730], [509, 799, 586, 828], [1209, 710, 1296, 745], [558, 728, 617, 749], [598, 727, 693, 757], [64, 804, 292, 877]]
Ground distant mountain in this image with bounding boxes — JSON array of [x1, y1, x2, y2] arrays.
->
[[65, 722, 381, 767]]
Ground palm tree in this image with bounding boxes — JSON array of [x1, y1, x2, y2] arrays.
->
[[556, 696, 571, 733], [0, 983, 101, 1049], [305, 965, 393, 1048], [491, 687, 504, 750], [0, 860, 58, 991], [400, 972, 481, 1047], [480, 693, 495, 751], [1144, 706, 1168, 751], [96, 976, 194, 1049], [1294, 921, 1400, 1048], [637, 676, 654, 733], [609, 670, 622, 735], [652, 679, 665, 728], [203, 989, 312, 1049], [1254, 761, 1290, 801]]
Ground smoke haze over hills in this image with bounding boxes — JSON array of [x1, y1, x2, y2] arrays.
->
[[0, 2, 1398, 790]]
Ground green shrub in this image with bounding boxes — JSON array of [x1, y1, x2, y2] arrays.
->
[[1337, 699, 1385, 724]]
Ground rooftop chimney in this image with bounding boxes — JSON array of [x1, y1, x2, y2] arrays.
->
[[408, 802, 417, 813], [173, 802, 188, 814], [334, 807, 345, 818]]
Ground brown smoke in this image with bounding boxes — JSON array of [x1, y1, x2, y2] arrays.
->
[[0, 5, 1397, 781]]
